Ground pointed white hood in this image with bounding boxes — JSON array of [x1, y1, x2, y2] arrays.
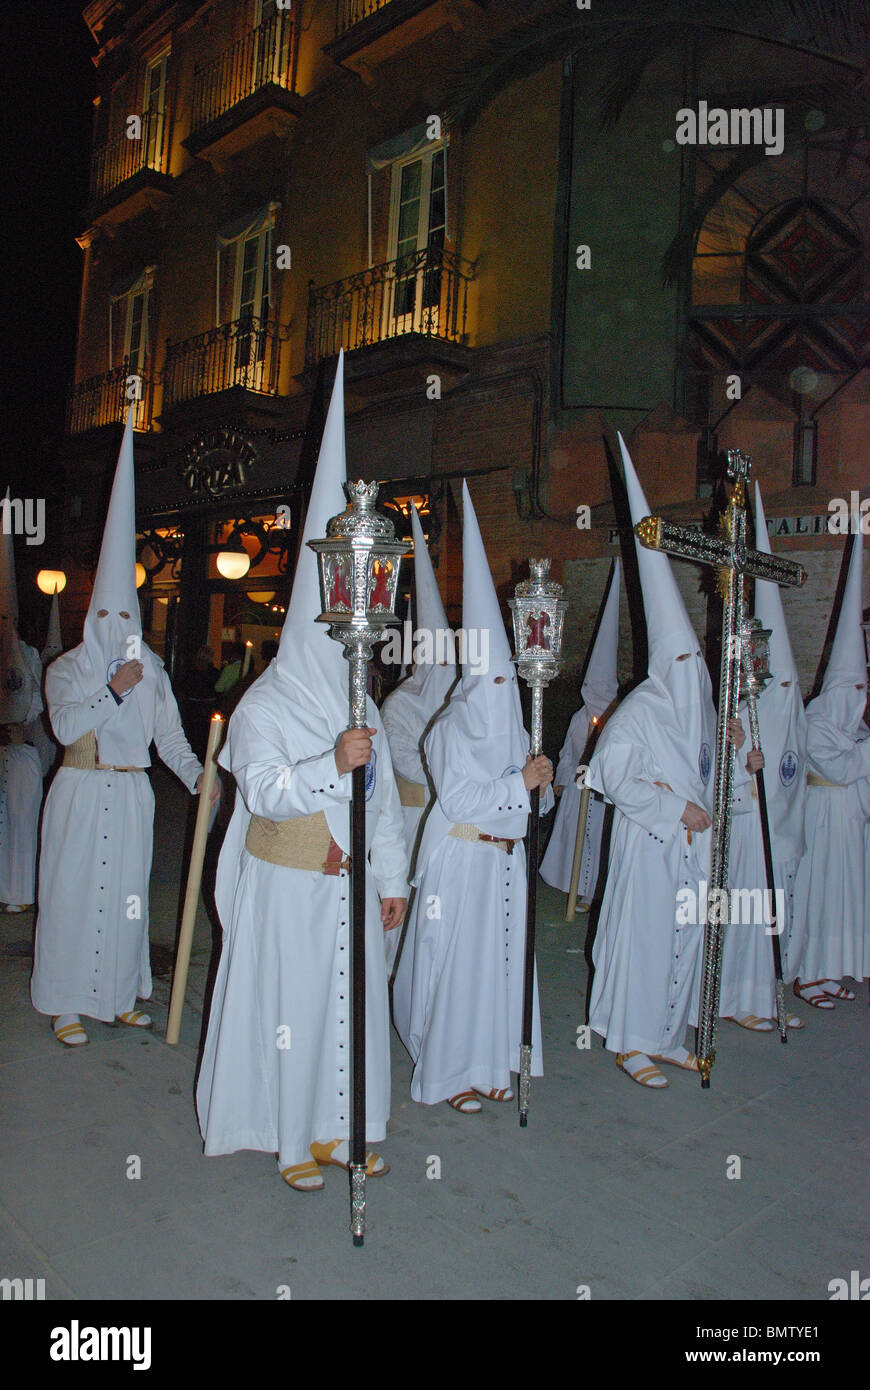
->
[[84, 411, 141, 674], [580, 559, 620, 719], [807, 519, 867, 745], [41, 587, 63, 665], [752, 484, 807, 860], [448, 480, 528, 790], [220, 350, 351, 787], [589, 436, 715, 809], [271, 350, 350, 736], [73, 409, 160, 766], [398, 502, 456, 709], [0, 490, 40, 723]]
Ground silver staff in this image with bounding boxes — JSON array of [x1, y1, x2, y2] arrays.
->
[[635, 451, 804, 1086], [508, 558, 567, 1125], [738, 615, 789, 1042], [309, 480, 405, 1244]]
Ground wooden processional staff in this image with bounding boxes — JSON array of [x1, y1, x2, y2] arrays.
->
[[166, 712, 224, 1047]]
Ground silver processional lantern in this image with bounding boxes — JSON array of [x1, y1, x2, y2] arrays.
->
[[507, 557, 567, 1129], [738, 616, 773, 703], [308, 479, 404, 1247], [508, 557, 567, 748], [309, 479, 406, 722]]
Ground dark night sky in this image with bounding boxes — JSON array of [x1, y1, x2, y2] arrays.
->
[[3, 5, 95, 497]]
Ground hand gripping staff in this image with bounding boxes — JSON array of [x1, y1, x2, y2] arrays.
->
[[308, 481, 405, 1245], [508, 559, 567, 1126]]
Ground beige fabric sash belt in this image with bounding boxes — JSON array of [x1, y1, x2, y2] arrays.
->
[[396, 773, 427, 808], [62, 730, 145, 773], [448, 822, 517, 854], [807, 771, 841, 788], [245, 809, 351, 874]]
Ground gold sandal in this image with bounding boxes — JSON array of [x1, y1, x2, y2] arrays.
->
[[309, 1139, 389, 1176], [280, 1161, 324, 1192]]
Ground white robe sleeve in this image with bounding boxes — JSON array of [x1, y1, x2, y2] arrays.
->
[[588, 736, 686, 840], [46, 661, 126, 747], [807, 722, 870, 787], [427, 721, 531, 830], [230, 706, 353, 820], [368, 728, 410, 900], [381, 699, 424, 784], [555, 709, 589, 786], [731, 744, 756, 814], [151, 668, 204, 793]]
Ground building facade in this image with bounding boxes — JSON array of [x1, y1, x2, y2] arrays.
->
[[46, 0, 869, 742]]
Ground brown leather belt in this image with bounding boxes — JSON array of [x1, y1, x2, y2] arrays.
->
[[245, 809, 351, 874], [448, 822, 517, 854]]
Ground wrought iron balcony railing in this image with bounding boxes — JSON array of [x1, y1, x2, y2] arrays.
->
[[162, 315, 289, 408], [335, 0, 394, 35], [65, 366, 154, 435], [190, 10, 300, 136], [89, 110, 169, 203], [305, 245, 473, 365]]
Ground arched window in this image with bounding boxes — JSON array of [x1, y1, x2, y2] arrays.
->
[[686, 134, 870, 482]]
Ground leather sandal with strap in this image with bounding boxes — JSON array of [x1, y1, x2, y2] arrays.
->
[[473, 1086, 515, 1103], [447, 1091, 482, 1113], [616, 1051, 668, 1088], [793, 979, 835, 1010], [279, 1160, 324, 1192], [724, 1014, 775, 1032], [52, 1016, 89, 1047], [115, 1010, 153, 1028], [309, 1139, 389, 1177], [651, 1046, 700, 1071], [820, 980, 856, 1002]]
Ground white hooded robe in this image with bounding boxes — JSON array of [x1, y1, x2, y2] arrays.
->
[[791, 526, 869, 984], [540, 561, 620, 898], [196, 353, 408, 1169], [31, 414, 202, 1019], [587, 438, 716, 1057], [393, 481, 549, 1103]]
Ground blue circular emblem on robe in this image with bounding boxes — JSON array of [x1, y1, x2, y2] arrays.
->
[[699, 742, 712, 784], [502, 765, 522, 778], [107, 657, 134, 699], [365, 744, 377, 801], [779, 749, 798, 787]]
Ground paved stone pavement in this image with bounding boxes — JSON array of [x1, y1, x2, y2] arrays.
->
[[1, 768, 867, 1301]]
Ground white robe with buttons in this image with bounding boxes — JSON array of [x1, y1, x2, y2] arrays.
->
[[392, 721, 549, 1105], [587, 736, 711, 1056], [0, 643, 45, 906], [379, 684, 431, 974], [790, 726, 870, 984], [540, 707, 607, 899], [31, 649, 201, 1020], [719, 761, 782, 1020], [196, 685, 408, 1169]]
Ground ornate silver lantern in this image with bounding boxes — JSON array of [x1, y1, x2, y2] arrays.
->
[[507, 557, 567, 1128], [508, 557, 567, 753], [738, 615, 773, 703], [308, 478, 404, 1248], [309, 479, 405, 724]]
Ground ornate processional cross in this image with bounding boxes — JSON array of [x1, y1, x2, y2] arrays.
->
[[634, 450, 805, 1087]]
